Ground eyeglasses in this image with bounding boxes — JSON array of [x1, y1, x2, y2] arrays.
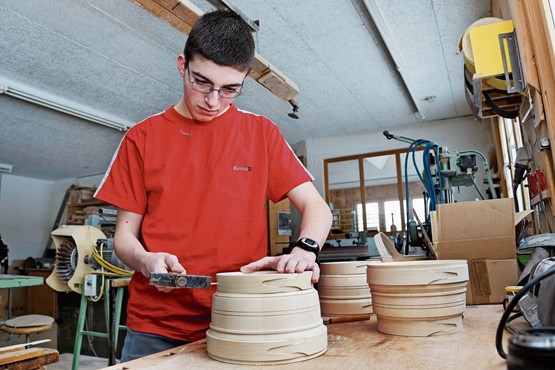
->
[[187, 68, 242, 99]]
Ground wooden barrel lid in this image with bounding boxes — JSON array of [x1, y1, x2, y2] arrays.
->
[[216, 271, 313, 294]]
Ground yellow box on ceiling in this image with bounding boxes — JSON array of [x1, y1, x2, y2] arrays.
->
[[469, 20, 514, 78]]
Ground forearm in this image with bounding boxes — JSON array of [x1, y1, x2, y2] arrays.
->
[[113, 208, 186, 279], [287, 182, 332, 247], [114, 229, 150, 276], [296, 201, 333, 247]]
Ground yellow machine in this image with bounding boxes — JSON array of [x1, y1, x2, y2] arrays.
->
[[46, 225, 107, 294]]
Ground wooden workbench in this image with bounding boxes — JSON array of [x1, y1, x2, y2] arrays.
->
[[101, 304, 510, 369], [0, 275, 43, 289], [0, 274, 45, 319]]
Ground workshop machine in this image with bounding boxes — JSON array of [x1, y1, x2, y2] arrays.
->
[[46, 225, 131, 296], [383, 130, 497, 251]]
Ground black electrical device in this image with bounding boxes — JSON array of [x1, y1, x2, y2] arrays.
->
[[0, 234, 8, 274], [496, 264, 555, 369], [458, 154, 477, 172], [506, 328, 555, 369]]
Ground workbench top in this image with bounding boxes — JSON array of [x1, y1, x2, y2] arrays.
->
[[102, 304, 510, 369], [0, 274, 44, 289]]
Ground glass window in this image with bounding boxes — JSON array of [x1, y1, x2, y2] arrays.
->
[[356, 202, 379, 232], [384, 200, 401, 232]]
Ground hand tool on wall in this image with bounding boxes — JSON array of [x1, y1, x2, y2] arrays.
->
[[149, 273, 213, 289], [538, 138, 555, 219]]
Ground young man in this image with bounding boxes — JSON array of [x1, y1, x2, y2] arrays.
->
[[95, 10, 331, 361]]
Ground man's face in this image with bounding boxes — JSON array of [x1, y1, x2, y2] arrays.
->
[[177, 55, 247, 122]]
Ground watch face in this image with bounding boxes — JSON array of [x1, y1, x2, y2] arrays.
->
[[301, 238, 318, 248], [295, 238, 319, 257]]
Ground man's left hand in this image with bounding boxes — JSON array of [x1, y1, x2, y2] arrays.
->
[[240, 249, 320, 283]]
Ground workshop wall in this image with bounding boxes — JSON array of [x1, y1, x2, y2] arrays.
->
[[304, 115, 494, 202], [0, 174, 103, 264], [0, 175, 55, 262]]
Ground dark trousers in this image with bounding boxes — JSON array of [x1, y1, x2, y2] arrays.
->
[[121, 328, 189, 362]]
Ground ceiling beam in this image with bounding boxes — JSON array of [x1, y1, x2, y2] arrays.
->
[[361, 0, 426, 120], [133, 0, 300, 101]]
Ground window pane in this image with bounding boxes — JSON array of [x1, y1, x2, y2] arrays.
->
[[411, 197, 426, 223], [357, 202, 379, 232], [384, 200, 401, 232], [328, 160, 360, 234]]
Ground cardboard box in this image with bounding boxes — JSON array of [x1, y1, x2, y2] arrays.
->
[[466, 258, 519, 304], [430, 198, 516, 260]]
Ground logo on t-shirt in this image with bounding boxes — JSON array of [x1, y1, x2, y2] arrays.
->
[[180, 128, 192, 137], [233, 165, 252, 172]]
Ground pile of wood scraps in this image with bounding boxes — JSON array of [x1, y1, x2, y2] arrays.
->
[[0, 339, 59, 369]]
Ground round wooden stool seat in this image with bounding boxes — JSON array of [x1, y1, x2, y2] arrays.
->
[[2, 314, 54, 339]]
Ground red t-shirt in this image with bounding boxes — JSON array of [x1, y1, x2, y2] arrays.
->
[[95, 104, 312, 341]]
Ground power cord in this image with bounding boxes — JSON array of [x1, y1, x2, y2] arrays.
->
[[495, 263, 555, 359]]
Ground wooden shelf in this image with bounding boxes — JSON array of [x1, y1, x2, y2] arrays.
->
[[331, 209, 356, 233], [530, 188, 551, 206]]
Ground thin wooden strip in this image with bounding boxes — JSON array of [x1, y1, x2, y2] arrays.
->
[[6, 348, 59, 370], [0, 348, 45, 366], [0, 339, 51, 354]]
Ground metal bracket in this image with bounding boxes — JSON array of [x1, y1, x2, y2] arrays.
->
[[499, 30, 525, 93], [472, 73, 484, 120]]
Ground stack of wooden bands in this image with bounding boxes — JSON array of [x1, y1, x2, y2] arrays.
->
[[317, 261, 374, 317], [367, 260, 468, 336], [206, 271, 327, 365]]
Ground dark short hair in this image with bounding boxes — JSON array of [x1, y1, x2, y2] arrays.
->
[[184, 10, 255, 72]]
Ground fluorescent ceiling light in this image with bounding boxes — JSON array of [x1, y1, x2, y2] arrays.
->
[[0, 76, 132, 132], [361, 0, 426, 120], [0, 162, 13, 173]]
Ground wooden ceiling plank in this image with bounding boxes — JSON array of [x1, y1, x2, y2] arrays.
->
[[133, 0, 300, 100]]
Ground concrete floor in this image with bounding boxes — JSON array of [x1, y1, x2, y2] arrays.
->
[[0, 323, 112, 369]]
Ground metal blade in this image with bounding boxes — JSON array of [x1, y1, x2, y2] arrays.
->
[[149, 273, 212, 289]]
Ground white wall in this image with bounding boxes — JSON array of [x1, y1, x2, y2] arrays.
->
[[0, 174, 104, 264], [0, 174, 55, 263]]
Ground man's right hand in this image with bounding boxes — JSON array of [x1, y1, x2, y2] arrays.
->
[[140, 252, 186, 292], [114, 209, 186, 292]]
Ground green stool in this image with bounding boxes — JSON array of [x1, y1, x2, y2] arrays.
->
[[72, 277, 129, 370]]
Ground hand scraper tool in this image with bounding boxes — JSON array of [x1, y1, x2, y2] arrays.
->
[[149, 273, 213, 289]]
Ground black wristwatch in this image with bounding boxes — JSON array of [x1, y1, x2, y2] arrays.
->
[[293, 237, 320, 258]]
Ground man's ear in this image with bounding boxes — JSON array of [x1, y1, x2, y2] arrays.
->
[[177, 54, 187, 77]]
